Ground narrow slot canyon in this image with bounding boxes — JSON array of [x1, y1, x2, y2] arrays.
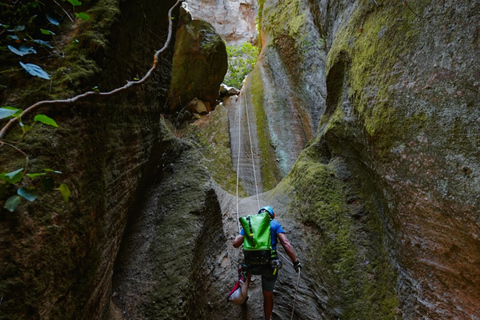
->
[[0, 1, 478, 320]]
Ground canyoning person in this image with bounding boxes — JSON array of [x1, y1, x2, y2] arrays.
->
[[232, 206, 301, 320]]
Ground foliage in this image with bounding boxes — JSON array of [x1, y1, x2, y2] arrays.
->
[[0, 0, 90, 212], [224, 42, 260, 89], [0, 106, 68, 212], [256, 0, 266, 35], [0, 0, 90, 78]]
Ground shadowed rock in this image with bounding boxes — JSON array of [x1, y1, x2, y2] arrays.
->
[[168, 20, 228, 113]]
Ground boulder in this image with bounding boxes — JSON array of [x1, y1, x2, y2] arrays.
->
[[187, 98, 208, 115], [219, 83, 229, 96], [220, 83, 240, 97], [168, 20, 228, 113]]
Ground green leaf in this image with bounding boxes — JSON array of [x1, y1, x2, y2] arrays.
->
[[4, 195, 21, 212], [75, 12, 90, 21], [17, 187, 38, 202], [7, 45, 37, 56], [19, 62, 50, 80], [0, 107, 21, 119], [0, 168, 24, 184], [46, 14, 60, 26], [44, 169, 62, 174], [27, 173, 47, 178], [40, 29, 55, 36], [13, 25, 25, 32], [31, 39, 54, 48], [56, 183, 71, 203], [34, 114, 58, 127], [67, 0, 82, 6]]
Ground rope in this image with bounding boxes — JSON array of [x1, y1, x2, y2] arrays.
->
[[290, 268, 301, 320], [276, 251, 293, 266], [235, 94, 261, 232], [235, 94, 301, 319], [243, 95, 260, 209], [235, 94, 243, 233]]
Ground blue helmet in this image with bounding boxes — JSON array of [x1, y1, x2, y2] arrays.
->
[[258, 206, 275, 220]]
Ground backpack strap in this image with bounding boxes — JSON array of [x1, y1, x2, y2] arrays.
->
[[246, 216, 256, 247]]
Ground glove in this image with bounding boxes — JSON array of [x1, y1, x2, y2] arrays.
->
[[293, 260, 302, 273]]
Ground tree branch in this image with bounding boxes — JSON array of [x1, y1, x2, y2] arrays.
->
[[0, 0, 182, 140]]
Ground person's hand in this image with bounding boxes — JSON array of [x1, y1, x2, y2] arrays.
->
[[293, 260, 302, 273]]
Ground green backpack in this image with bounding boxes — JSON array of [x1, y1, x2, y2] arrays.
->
[[239, 211, 273, 265]]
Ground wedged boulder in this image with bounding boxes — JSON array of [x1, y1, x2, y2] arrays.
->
[[168, 20, 228, 113]]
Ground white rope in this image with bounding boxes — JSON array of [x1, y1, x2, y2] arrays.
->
[[277, 251, 294, 266], [243, 95, 261, 209], [235, 95, 243, 233], [291, 268, 301, 320]]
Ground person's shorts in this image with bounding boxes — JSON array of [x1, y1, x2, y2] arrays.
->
[[247, 265, 278, 292]]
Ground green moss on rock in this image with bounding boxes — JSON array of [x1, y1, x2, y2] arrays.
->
[[248, 65, 281, 191], [324, 1, 426, 156], [178, 105, 247, 196], [281, 143, 399, 318]]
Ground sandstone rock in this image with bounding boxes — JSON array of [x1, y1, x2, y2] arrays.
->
[[185, 0, 258, 46], [219, 83, 229, 96], [187, 98, 208, 114], [168, 19, 228, 113], [220, 83, 240, 97], [227, 86, 239, 96]]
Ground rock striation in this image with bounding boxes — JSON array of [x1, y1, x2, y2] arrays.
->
[[185, 0, 258, 46], [1, 0, 478, 319]]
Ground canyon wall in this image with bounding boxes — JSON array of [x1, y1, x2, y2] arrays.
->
[[185, 0, 258, 45], [0, 1, 180, 319], [253, 0, 480, 318]]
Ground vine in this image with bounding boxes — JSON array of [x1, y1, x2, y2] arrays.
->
[[0, 0, 182, 212]]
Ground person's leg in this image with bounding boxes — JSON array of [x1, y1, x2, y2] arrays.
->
[[261, 266, 278, 320], [263, 289, 274, 320]]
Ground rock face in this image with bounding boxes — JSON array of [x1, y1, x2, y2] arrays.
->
[[111, 124, 230, 319], [185, 0, 258, 46], [318, 1, 480, 318], [226, 0, 328, 193], [229, 0, 480, 318], [1, 0, 479, 319], [168, 19, 228, 113], [0, 1, 180, 319]]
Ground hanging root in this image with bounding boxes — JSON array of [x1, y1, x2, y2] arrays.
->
[[0, 0, 182, 140]]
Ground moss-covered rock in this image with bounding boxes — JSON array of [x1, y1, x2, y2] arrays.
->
[[319, 0, 480, 318], [276, 142, 399, 319], [177, 103, 247, 197], [168, 20, 228, 113], [0, 1, 180, 319]]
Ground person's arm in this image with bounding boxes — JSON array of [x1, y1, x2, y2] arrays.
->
[[278, 233, 297, 264], [232, 234, 244, 248]]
